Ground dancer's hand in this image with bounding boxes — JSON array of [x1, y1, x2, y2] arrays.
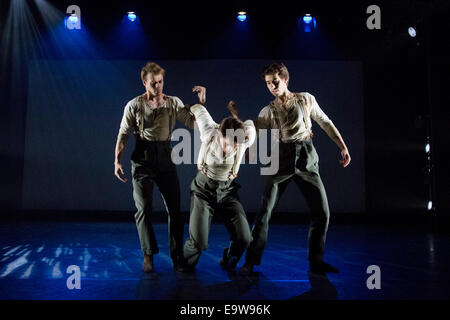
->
[[192, 86, 206, 105], [114, 162, 127, 183], [227, 100, 239, 119], [339, 148, 351, 167]]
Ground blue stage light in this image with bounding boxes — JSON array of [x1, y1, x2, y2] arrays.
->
[[408, 27, 417, 38], [300, 14, 317, 32], [65, 13, 80, 30], [237, 11, 247, 22], [68, 14, 78, 25], [128, 12, 137, 22], [303, 14, 313, 24]]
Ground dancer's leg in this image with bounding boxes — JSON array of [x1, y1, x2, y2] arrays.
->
[[220, 195, 252, 269], [244, 174, 292, 266], [183, 191, 214, 268], [155, 168, 184, 266], [131, 160, 159, 256]]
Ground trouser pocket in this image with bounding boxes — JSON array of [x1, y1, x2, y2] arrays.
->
[[296, 140, 319, 172]]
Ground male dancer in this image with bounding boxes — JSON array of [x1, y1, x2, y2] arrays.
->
[[114, 62, 206, 273], [183, 99, 256, 271], [239, 62, 351, 275]]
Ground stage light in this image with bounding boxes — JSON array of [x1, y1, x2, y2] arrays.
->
[[408, 27, 417, 37], [128, 12, 136, 22], [427, 201, 433, 211], [300, 14, 316, 32], [68, 14, 78, 25], [237, 11, 247, 22], [65, 13, 80, 30], [425, 143, 430, 153], [303, 14, 313, 24]]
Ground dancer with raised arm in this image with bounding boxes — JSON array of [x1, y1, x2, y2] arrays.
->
[[114, 62, 206, 273], [240, 62, 351, 275], [182, 97, 256, 271]]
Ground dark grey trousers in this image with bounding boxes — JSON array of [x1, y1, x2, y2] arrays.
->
[[183, 172, 252, 268], [130, 139, 184, 265], [245, 139, 330, 265]]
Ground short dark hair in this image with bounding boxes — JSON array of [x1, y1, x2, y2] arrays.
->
[[219, 117, 246, 144], [262, 62, 289, 80]]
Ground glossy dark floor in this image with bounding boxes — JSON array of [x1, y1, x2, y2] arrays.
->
[[0, 221, 449, 300]]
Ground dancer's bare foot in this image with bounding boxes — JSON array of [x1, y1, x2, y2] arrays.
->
[[238, 263, 254, 276], [142, 254, 154, 273]]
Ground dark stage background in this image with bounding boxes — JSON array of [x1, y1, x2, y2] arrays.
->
[[1, 0, 450, 304], [0, 0, 449, 226], [22, 59, 364, 213]]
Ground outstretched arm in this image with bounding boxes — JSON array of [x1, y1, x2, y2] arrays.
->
[[328, 131, 351, 168], [227, 100, 256, 147], [193, 86, 206, 105], [227, 100, 240, 120], [175, 86, 207, 129], [114, 138, 127, 183], [309, 94, 351, 168], [114, 101, 136, 183], [190, 104, 218, 142]]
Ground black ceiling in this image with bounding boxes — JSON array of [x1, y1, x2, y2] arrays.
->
[[0, 0, 449, 60]]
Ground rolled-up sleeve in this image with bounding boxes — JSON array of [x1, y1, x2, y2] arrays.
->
[[190, 104, 218, 142], [242, 120, 256, 147], [308, 93, 341, 139], [255, 107, 272, 131], [117, 100, 137, 145], [174, 96, 196, 129]]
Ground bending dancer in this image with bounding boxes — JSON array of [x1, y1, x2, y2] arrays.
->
[[183, 98, 256, 271], [239, 62, 351, 275], [114, 62, 206, 273]]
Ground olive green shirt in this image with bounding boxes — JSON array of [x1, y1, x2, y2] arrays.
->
[[117, 94, 195, 144]]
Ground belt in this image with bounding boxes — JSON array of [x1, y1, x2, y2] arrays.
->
[[197, 170, 233, 187], [135, 136, 171, 146]]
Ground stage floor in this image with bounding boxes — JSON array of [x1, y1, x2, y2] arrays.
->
[[0, 220, 449, 300]]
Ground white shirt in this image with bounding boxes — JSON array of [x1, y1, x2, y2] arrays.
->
[[256, 92, 340, 143], [190, 104, 256, 181]]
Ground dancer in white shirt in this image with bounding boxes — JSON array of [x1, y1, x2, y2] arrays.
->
[[183, 94, 256, 271]]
